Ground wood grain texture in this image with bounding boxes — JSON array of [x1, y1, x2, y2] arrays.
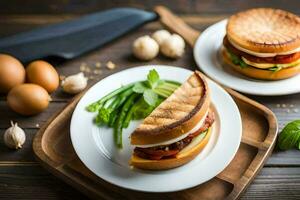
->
[[0, 166, 299, 200], [0, 165, 87, 199], [0, 129, 36, 163], [0, 3, 300, 199], [0, 102, 66, 128]]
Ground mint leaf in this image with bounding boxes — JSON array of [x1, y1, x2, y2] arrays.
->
[[278, 120, 300, 150], [157, 79, 165, 86], [132, 97, 163, 119], [132, 82, 147, 93], [143, 89, 158, 106], [147, 69, 160, 89], [132, 102, 153, 119]]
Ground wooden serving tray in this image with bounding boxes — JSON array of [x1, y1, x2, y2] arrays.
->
[[33, 7, 278, 200], [33, 84, 277, 200]]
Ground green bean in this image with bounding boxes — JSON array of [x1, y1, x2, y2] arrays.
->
[[153, 88, 172, 98], [164, 80, 181, 86], [108, 110, 118, 127], [116, 88, 134, 108], [122, 97, 144, 128], [114, 93, 139, 148], [156, 84, 178, 92], [86, 83, 134, 112]]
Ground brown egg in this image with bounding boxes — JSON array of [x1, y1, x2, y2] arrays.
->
[[7, 83, 51, 116], [0, 54, 25, 93], [26, 60, 59, 93]]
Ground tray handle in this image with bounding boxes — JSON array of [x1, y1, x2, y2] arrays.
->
[[154, 6, 200, 47]]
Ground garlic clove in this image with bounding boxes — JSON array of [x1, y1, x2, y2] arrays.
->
[[62, 72, 88, 94], [4, 121, 26, 149]]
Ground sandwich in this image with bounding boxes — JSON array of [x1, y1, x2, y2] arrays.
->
[[130, 71, 214, 170], [222, 8, 300, 80]]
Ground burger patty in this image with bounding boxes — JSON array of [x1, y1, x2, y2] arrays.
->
[[134, 111, 215, 160], [223, 36, 300, 64]]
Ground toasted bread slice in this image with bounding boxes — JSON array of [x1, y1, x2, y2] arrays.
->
[[227, 8, 300, 53], [130, 127, 212, 170], [222, 48, 300, 80], [130, 71, 210, 145]]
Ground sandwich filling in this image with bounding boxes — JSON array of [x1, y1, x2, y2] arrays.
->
[[134, 111, 214, 160], [223, 36, 300, 72]]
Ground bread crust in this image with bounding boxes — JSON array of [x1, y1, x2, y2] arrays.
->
[[222, 48, 300, 80], [131, 71, 210, 145], [227, 8, 300, 53], [130, 127, 212, 170]]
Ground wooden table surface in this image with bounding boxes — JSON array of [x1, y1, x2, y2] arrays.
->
[[1, 2, 300, 199]]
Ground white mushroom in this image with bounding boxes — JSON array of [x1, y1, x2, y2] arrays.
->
[[132, 35, 159, 61], [160, 34, 185, 59], [151, 30, 171, 46]]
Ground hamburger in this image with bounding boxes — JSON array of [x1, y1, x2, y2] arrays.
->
[[222, 8, 300, 80], [130, 71, 214, 170]]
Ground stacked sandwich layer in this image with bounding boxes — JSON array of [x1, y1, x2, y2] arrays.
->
[[222, 8, 300, 80], [130, 71, 214, 170]]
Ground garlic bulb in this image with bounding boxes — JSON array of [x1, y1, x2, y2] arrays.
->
[[61, 72, 88, 94], [4, 121, 26, 149], [160, 34, 185, 59], [132, 35, 159, 61], [151, 30, 171, 46]]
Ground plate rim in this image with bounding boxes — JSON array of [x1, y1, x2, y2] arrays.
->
[[193, 19, 300, 96], [70, 65, 242, 192]]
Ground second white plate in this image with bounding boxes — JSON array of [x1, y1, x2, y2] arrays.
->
[[194, 19, 300, 96], [70, 65, 242, 192]]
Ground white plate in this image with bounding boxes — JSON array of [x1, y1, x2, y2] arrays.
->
[[194, 19, 300, 96], [70, 65, 242, 192]]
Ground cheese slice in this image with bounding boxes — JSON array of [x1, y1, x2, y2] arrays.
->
[[134, 110, 209, 148], [242, 56, 300, 69]]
